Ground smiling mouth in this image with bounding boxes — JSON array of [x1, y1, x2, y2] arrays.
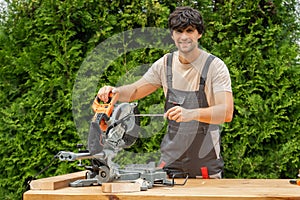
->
[[178, 41, 192, 46]]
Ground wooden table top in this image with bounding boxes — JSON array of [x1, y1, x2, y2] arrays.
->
[[23, 172, 300, 200]]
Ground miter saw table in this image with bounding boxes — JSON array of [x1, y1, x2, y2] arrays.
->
[[57, 94, 187, 190]]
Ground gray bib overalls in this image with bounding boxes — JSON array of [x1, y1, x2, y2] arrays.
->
[[160, 53, 224, 178]]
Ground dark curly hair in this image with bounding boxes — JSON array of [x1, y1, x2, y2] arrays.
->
[[168, 6, 204, 34]]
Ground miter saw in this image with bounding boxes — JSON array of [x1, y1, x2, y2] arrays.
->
[[58, 93, 186, 190]]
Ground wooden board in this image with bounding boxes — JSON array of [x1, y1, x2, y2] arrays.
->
[[24, 175, 300, 200], [29, 171, 87, 190], [102, 182, 141, 193]]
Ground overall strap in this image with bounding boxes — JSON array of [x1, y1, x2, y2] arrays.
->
[[199, 54, 215, 87], [166, 53, 173, 89]]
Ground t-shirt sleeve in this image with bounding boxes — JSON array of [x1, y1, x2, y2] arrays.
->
[[142, 56, 165, 87], [211, 58, 232, 93]]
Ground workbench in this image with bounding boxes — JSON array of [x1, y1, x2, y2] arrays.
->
[[23, 171, 300, 200]]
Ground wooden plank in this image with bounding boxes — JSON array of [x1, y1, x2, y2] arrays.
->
[[30, 171, 87, 190], [102, 182, 141, 193], [24, 177, 300, 200]]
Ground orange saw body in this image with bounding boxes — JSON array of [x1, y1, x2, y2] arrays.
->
[[92, 92, 118, 131]]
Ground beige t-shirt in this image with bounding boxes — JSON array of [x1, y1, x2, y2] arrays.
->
[[142, 50, 232, 106]]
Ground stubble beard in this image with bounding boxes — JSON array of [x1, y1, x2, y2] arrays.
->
[[178, 41, 197, 54]]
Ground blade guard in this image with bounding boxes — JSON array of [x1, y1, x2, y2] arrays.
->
[[92, 92, 119, 131]]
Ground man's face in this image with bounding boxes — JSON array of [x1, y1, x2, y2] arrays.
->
[[171, 26, 202, 54]]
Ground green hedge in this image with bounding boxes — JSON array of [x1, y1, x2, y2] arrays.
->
[[0, 0, 299, 199]]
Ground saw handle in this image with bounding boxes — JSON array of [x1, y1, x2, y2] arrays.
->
[[92, 92, 118, 131], [92, 92, 114, 113], [95, 92, 113, 104]]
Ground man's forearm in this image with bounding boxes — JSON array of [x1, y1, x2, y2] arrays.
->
[[196, 104, 233, 124], [116, 84, 138, 102], [116, 78, 159, 102]]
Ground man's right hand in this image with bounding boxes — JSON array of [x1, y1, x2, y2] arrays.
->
[[97, 86, 119, 103]]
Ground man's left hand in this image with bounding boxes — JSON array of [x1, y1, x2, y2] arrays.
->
[[164, 106, 197, 122]]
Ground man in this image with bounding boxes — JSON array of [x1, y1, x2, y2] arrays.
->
[[97, 6, 233, 178]]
